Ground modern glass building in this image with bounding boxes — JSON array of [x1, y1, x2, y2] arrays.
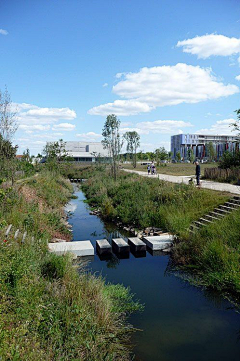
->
[[171, 134, 240, 160]]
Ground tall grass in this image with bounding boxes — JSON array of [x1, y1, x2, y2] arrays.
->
[[0, 170, 142, 360], [81, 168, 240, 301]]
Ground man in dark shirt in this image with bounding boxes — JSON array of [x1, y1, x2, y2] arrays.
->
[[195, 161, 200, 186]]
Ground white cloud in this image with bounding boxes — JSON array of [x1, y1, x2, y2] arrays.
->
[[103, 83, 108, 87], [0, 29, 8, 35], [177, 34, 240, 59], [195, 118, 238, 135], [88, 64, 238, 116], [136, 120, 193, 134], [88, 99, 152, 116], [120, 127, 149, 135], [16, 103, 77, 125], [19, 124, 51, 131], [236, 75, 240, 81], [76, 132, 102, 141], [52, 123, 75, 131]]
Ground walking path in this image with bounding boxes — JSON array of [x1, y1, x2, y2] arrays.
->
[[123, 169, 240, 195]]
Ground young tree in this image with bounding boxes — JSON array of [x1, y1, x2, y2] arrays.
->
[[206, 142, 216, 161], [232, 109, 240, 135], [43, 139, 69, 173], [187, 148, 194, 162], [102, 114, 122, 180], [0, 87, 18, 140], [123, 131, 140, 168], [154, 147, 168, 165], [176, 151, 181, 162]]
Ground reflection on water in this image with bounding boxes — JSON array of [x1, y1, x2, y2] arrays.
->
[[68, 189, 240, 361]]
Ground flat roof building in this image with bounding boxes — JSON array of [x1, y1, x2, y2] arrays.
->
[[65, 141, 109, 162], [171, 134, 240, 160]]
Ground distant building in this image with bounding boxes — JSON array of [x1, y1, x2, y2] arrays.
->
[[65, 141, 109, 162], [171, 134, 240, 160]]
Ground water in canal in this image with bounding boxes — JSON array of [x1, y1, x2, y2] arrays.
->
[[66, 188, 240, 361]]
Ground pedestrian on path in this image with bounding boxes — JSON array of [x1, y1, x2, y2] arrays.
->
[[195, 161, 201, 186], [147, 164, 151, 175]]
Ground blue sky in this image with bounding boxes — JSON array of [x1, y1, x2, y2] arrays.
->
[[1, 0, 240, 154]]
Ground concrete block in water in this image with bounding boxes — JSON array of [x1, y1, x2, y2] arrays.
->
[[128, 237, 146, 252], [96, 239, 112, 255], [143, 234, 174, 251], [48, 240, 94, 257], [112, 238, 130, 253]]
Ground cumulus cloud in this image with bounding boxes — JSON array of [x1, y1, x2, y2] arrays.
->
[[76, 132, 102, 141], [52, 123, 75, 131], [16, 103, 77, 125], [88, 99, 152, 116], [177, 34, 240, 59], [236, 75, 240, 81], [0, 29, 8, 35], [136, 120, 193, 134], [88, 64, 238, 116], [102, 83, 108, 87], [195, 118, 238, 135], [19, 124, 51, 131]]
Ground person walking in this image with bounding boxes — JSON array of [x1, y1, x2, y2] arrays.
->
[[147, 164, 151, 175], [195, 161, 201, 186]]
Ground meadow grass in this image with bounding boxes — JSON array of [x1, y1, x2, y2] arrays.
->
[[0, 170, 142, 360], [81, 168, 240, 301]]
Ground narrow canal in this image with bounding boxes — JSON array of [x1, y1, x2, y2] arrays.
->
[[66, 188, 240, 361]]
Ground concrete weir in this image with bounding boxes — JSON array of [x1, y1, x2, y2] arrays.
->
[[143, 234, 174, 250], [112, 238, 130, 253], [96, 239, 112, 255], [128, 237, 146, 252], [48, 241, 94, 257]]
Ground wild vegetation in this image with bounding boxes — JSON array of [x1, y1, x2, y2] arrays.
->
[[81, 168, 240, 302], [0, 170, 142, 360]]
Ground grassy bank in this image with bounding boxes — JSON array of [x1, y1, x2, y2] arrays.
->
[[81, 168, 240, 302], [0, 170, 142, 360]]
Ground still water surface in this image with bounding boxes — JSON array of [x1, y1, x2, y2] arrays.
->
[[67, 189, 240, 361]]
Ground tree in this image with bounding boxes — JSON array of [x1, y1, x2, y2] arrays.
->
[[206, 142, 216, 161], [123, 131, 140, 168], [102, 114, 122, 180], [187, 148, 194, 162], [43, 139, 69, 173], [154, 147, 168, 165], [232, 109, 240, 135], [0, 87, 18, 140], [0, 135, 18, 184], [176, 151, 181, 162]]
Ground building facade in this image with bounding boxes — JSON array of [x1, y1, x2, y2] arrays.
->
[[65, 141, 109, 162], [171, 134, 239, 160]]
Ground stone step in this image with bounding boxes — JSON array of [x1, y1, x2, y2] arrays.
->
[[224, 202, 240, 208], [233, 196, 240, 201], [209, 211, 224, 218], [48, 240, 94, 257], [204, 214, 220, 221], [96, 239, 112, 255], [142, 235, 174, 250], [219, 204, 235, 211], [230, 198, 240, 205], [128, 237, 146, 252], [199, 217, 213, 224], [112, 238, 130, 253], [194, 221, 206, 228], [214, 208, 231, 215]]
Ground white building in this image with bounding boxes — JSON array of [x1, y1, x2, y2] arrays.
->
[[65, 141, 109, 162]]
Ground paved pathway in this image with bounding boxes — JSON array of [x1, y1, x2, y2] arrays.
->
[[123, 169, 240, 195]]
